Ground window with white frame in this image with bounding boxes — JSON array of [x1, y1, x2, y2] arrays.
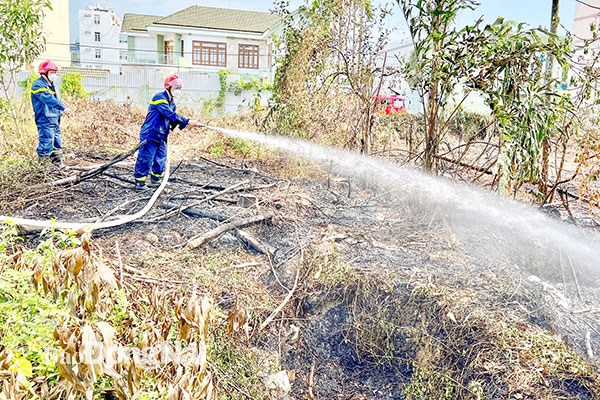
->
[[119, 34, 127, 44], [95, 49, 101, 59], [94, 14, 100, 24], [94, 32, 101, 42], [119, 50, 128, 61]]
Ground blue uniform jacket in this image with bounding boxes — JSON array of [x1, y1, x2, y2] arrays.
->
[[31, 76, 66, 126], [140, 90, 189, 142]]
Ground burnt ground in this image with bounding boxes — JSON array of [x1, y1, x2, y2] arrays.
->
[[4, 152, 600, 399]]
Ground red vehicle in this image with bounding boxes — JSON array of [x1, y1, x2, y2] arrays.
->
[[374, 95, 406, 115]]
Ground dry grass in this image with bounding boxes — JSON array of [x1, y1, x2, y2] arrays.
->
[[332, 273, 600, 399]]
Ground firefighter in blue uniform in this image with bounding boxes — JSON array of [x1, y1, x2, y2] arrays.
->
[[31, 61, 71, 166], [133, 74, 202, 192]]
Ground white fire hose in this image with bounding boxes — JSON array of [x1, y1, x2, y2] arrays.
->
[[0, 144, 172, 234]]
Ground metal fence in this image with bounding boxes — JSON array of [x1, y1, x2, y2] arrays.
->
[[14, 70, 265, 114]]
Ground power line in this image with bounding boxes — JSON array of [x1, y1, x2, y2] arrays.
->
[[46, 41, 274, 57], [575, 0, 600, 11], [32, 55, 273, 74]]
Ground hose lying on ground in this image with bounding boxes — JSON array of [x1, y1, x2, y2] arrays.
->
[[0, 144, 171, 234]]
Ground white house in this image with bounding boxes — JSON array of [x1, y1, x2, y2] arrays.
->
[[121, 6, 281, 79], [79, 4, 126, 73]]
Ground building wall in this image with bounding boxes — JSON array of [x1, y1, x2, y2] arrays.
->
[[127, 35, 160, 64], [79, 6, 125, 73], [179, 33, 270, 77], [35, 0, 70, 69]]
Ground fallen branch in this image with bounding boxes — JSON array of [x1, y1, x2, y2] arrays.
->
[[161, 201, 229, 222], [258, 268, 300, 331], [152, 179, 250, 222], [586, 330, 594, 359], [168, 178, 226, 191], [567, 253, 583, 301], [436, 155, 492, 174], [572, 308, 600, 315], [96, 196, 151, 223], [185, 212, 273, 250], [103, 172, 135, 185], [35, 140, 146, 188], [234, 229, 275, 255], [122, 264, 186, 286]]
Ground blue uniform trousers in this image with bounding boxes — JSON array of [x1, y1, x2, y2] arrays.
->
[[37, 123, 62, 157], [134, 137, 167, 182]]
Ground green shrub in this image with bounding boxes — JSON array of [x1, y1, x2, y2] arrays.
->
[[60, 73, 88, 99]]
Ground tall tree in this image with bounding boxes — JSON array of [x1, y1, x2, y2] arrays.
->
[[0, 0, 51, 134], [400, 0, 478, 172], [269, 0, 391, 153]]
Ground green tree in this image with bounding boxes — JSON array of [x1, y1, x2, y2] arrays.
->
[[269, 0, 391, 153], [400, 0, 479, 172], [400, 0, 572, 194], [0, 0, 51, 134]]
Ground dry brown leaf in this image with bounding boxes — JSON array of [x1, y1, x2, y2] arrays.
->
[[56, 351, 76, 384], [180, 323, 191, 342], [65, 331, 78, 355], [73, 248, 86, 277], [97, 262, 118, 288], [166, 386, 179, 400], [200, 296, 213, 338], [0, 348, 12, 370], [95, 321, 115, 354], [226, 304, 246, 335], [79, 324, 103, 382], [32, 264, 42, 292], [287, 370, 296, 382]]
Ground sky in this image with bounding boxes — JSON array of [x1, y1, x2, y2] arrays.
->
[[69, 0, 580, 42]]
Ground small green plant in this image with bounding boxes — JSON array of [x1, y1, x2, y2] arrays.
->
[[209, 139, 227, 157], [0, 223, 20, 265], [0, 226, 69, 380], [201, 98, 218, 118], [216, 70, 232, 108], [232, 138, 252, 156], [0, 157, 46, 193], [309, 242, 351, 286], [208, 324, 268, 399], [0, 268, 70, 375], [403, 367, 455, 400], [60, 73, 88, 99], [468, 380, 484, 400], [228, 78, 261, 96]]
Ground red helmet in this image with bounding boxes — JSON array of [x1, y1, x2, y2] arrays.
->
[[38, 60, 59, 74], [164, 75, 183, 90]]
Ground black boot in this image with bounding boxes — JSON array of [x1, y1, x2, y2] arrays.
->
[[147, 178, 162, 188], [134, 179, 147, 192], [50, 151, 64, 168]]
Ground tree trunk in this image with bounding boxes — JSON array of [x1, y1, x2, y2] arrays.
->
[[540, 0, 560, 195], [424, 81, 440, 172]]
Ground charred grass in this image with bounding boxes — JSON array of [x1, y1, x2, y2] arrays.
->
[[291, 247, 600, 399]]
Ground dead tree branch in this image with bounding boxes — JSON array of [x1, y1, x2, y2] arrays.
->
[[185, 212, 274, 250]]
